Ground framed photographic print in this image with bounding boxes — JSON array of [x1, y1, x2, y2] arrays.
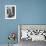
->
[[5, 5, 16, 19], [18, 24, 46, 42]]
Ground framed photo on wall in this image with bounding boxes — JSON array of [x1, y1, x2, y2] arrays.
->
[[5, 5, 16, 19]]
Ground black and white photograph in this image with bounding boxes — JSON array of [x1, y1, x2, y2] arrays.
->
[[5, 5, 16, 19], [18, 24, 46, 46]]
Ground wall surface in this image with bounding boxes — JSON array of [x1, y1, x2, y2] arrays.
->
[[0, 0, 18, 44], [16, 0, 46, 24], [0, 0, 46, 45]]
